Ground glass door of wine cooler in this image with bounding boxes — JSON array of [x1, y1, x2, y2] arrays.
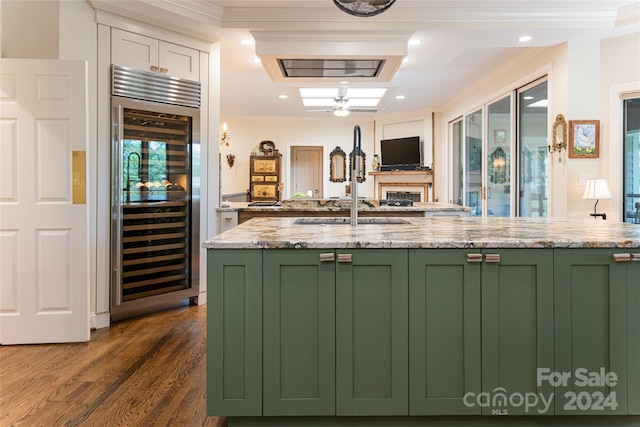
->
[[111, 98, 199, 319]]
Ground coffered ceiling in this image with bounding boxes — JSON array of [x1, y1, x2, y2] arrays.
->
[[90, 0, 639, 119]]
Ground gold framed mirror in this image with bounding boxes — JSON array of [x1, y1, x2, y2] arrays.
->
[[329, 146, 346, 183], [550, 113, 567, 154]]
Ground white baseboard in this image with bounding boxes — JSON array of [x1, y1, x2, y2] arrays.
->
[[197, 291, 207, 305], [91, 311, 110, 330]]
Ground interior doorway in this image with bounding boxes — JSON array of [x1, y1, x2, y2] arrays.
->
[[290, 146, 323, 198]]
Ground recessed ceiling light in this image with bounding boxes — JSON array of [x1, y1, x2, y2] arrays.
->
[[240, 38, 253, 45], [518, 35, 532, 43], [523, 96, 534, 100], [396, 95, 405, 100], [409, 39, 423, 46], [340, 81, 349, 84], [253, 57, 262, 64], [402, 57, 409, 63], [279, 95, 288, 99]]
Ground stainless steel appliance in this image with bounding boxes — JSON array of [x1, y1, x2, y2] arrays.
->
[[110, 65, 200, 320]]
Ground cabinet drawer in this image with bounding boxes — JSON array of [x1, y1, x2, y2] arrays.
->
[[218, 211, 238, 233], [252, 184, 277, 199]]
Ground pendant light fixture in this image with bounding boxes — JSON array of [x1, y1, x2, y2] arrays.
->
[[333, 0, 396, 17]]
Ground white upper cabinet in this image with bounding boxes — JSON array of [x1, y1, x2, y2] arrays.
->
[[111, 28, 200, 81]]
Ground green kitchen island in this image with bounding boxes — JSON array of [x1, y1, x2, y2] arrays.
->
[[204, 217, 640, 427]]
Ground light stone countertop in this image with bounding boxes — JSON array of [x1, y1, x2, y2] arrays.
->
[[216, 200, 471, 213], [203, 216, 640, 249]]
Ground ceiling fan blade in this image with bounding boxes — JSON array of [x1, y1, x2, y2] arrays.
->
[[350, 108, 378, 113], [306, 109, 333, 113]]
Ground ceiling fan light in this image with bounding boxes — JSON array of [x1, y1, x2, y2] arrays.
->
[[333, 0, 396, 17], [334, 109, 350, 117]]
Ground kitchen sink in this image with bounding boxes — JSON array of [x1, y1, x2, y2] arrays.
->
[[293, 217, 409, 225]]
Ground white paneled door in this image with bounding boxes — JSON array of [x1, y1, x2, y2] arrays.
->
[[291, 146, 323, 198], [0, 59, 89, 344]]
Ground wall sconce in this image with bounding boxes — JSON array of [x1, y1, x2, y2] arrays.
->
[[582, 178, 611, 220], [226, 154, 235, 168], [220, 122, 230, 146]]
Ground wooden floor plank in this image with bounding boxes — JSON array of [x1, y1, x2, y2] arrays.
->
[[0, 305, 225, 427]]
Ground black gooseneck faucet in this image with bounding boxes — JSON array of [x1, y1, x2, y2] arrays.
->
[[351, 124, 361, 226]]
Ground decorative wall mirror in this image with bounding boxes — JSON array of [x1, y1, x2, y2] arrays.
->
[[329, 146, 346, 183], [349, 148, 366, 183], [550, 113, 568, 157]]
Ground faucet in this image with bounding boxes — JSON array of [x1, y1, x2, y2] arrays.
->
[[351, 124, 361, 226]]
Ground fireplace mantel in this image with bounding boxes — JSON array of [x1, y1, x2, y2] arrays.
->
[[369, 170, 433, 202]]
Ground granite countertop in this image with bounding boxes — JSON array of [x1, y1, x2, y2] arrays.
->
[[217, 199, 471, 213], [203, 216, 640, 249]]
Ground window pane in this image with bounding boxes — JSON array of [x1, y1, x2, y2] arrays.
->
[[623, 97, 640, 224], [465, 109, 483, 216], [518, 81, 548, 217], [487, 96, 511, 217]]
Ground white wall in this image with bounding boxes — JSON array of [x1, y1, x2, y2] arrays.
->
[[1, 1, 59, 58]]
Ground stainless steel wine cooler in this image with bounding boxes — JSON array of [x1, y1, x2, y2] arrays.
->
[[110, 65, 200, 320]]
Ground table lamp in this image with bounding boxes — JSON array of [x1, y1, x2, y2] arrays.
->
[[582, 178, 611, 220]]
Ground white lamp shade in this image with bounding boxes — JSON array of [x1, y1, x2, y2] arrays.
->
[[582, 178, 612, 200]]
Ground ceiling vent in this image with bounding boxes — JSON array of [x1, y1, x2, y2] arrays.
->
[[278, 58, 385, 79], [252, 30, 411, 83]]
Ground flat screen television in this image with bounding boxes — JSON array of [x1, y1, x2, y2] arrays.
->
[[380, 136, 422, 168]]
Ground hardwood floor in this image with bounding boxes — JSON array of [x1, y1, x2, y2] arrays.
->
[[0, 305, 225, 427]]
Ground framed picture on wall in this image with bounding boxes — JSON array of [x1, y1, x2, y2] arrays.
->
[[494, 129, 507, 144], [568, 120, 600, 158]]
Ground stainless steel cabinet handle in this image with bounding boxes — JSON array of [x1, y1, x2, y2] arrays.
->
[[150, 65, 160, 72], [613, 253, 632, 262], [319, 253, 335, 262], [159, 67, 169, 74], [485, 253, 501, 263], [337, 253, 352, 263], [466, 253, 483, 263]]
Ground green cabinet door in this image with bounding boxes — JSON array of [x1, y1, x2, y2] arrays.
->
[[336, 249, 409, 416], [482, 249, 554, 416], [628, 250, 640, 415], [408, 249, 482, 415], [207, 249, 263, 416], [554, 249, 628, 415], [262, 250, 336, 416]]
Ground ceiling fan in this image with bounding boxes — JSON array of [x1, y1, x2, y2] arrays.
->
[[307, 96, 378, 117]]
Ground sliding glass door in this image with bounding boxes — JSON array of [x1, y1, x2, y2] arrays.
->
[[518, 80, 549, 217], [486, 96, 512, 216], [465, 109, 483, 216], [623, 96, 640, 224], [451, 78, 548, 217], [451, 119, 463, 206]]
